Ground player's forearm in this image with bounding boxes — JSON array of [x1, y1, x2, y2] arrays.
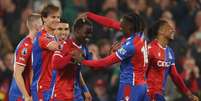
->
[[47, 41, 61, 51], [82, 53, 120, 69], [87, 12, 121, 31], [14, 72, 30, 97], [170, 66, 191, 95], [52, 55, 72, 69]]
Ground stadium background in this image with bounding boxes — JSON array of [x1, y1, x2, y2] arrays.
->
[[0, 0, 201, 101]]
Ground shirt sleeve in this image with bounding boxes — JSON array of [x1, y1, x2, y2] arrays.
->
[[52, 50, 72, 69], [87, 12, 121, 31], [170, 65, 190, 95], [15, 42, 32, 67], [115, 40, 135, 60], [38, 33, 54, 49], [82, 53, 121, 69]]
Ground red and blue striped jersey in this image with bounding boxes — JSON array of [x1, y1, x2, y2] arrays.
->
[[115, 33, 148, 85], [9, 36, 33, 97], [31, 30, 57, 100], [147, 40, 176, 94]]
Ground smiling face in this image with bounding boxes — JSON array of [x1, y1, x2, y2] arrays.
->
[[43, 11, 60, 30], [73, 19, 93, 44], [75, 24, 92, 44], [54, 23, 70, 41]]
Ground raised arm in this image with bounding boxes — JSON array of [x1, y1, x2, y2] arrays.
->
[[87, 12, 121, 31]]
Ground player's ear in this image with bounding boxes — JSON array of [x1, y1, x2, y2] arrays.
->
[[42, 17, 47, 24]]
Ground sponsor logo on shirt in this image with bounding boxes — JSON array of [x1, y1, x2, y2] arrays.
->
[[21, 48, 27, 55], [157, 60, 171, 67]]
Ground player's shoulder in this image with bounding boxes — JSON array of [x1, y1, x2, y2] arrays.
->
[[167, 46, 175, 56], [61, 39, 73, 50], [17, 37, 32, 48], [15, 37, 32, 53], [123, 36, 134, 46], [148, 40, 156, 49]]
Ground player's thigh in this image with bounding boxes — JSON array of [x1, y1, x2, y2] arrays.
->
[[116, 83, 130, 101], [130, 84, 147, 101], [116, 84, 147, 101]]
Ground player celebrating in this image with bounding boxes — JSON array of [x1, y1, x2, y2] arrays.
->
[[51, 21, 92, 101], [31, 4, 61, 101], [145, 19, 199, 101], [9, 13, 42, 101], [72, 12, 148, 101]]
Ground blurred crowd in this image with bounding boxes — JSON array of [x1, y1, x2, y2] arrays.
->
[[0, 0, 201, 101]]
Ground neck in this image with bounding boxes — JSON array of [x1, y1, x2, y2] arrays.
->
[[156, 35, 169, 48], [71, 35, 82, 46], [28, 29, 37, 42], [44, 25, 54, 34]]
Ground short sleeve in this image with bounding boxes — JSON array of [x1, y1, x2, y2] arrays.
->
[[15, 42, 32, 66], [115, 40, 135, 60]]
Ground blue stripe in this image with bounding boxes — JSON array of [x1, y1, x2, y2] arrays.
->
[[31, 32, 43, 101], [162, 48, 170, 94]]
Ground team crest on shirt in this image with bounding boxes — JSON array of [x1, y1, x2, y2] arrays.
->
[[118, 47, 127, 55], [21, 48, 27, 55]]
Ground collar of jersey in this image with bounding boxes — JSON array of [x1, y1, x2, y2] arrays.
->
[[72, 41, 82, 49], [154, 39, 167, 50]]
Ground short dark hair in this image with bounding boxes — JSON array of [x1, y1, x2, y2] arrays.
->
[[73, 18, 92, 32], [122, 12, 145, 33], [41, 4, 60, 18], [147, 19, 168, 40]]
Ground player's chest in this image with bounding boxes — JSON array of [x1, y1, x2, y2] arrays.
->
[[149, 48, 173, 68]]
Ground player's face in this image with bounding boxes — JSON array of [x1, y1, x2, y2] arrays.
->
[[163, 22, 175, 40], [76, 24, 92, 44], [54, 23, 70, 41], [44, 11, 60, 29]]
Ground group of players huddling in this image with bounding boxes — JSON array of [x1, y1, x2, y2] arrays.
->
[[8, 4, 199, 101]]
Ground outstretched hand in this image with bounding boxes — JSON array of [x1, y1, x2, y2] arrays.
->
[[110, 41, 121, 54], [84, 92, 92, 101], [77, 12, 88, 21]]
